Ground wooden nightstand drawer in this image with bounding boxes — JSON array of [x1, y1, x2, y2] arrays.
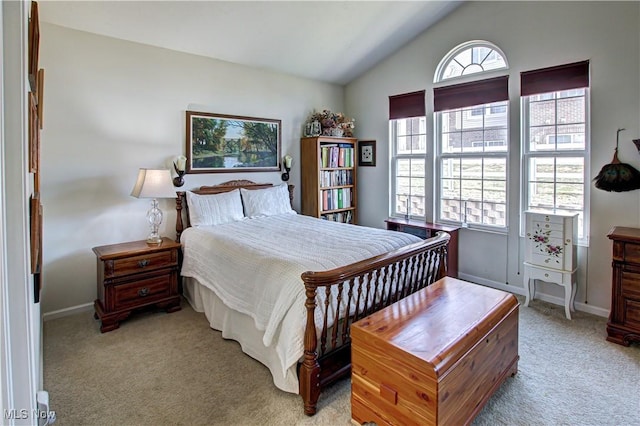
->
[[93, 238, 182, 333], [108, 250, 176, 278], [112, 273, 173, 310]]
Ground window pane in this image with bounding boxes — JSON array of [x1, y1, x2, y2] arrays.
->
[[484, 181, 506, 203], [530, 99, 556, 127], [461, 130, 484, 152], [484, 158, 506, 180], [529, 157, 555, 183], [408, 195, 425, 217], [484, 129, 508, 152], [396, 177, 410, 195], [556, 157, 584, 183], [441, 158, 460, 179], [441, 199, 461, 221], [557, 96, 585, 125], [462, 109, 484, 130], [395, 194, 408, 216], [442, 109, 462, 132], [557, 183, 583, 210], [396, 159, 411, 177], [529, 126, 556, 151], [528, 182, 556, 209], [461, 180, 482, 201], [441, 178, 460, 199], [482, 202, 507, 226], [441, 132, 461, 154], [411, 159, 425, 177], [556, 124, 585, 150], [461, 158, 482, 179]]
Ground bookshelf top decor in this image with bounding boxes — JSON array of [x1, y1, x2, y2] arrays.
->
[[304, 109, 355, 138]]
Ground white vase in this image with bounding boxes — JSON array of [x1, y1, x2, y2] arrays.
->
[[331, 127, 344, 137]]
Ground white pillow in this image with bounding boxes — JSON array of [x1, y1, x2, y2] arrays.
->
[[240, 184, 296, 218], [186, 189, 245, 226]]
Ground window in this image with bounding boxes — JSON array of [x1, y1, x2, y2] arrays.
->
[[435, 40, 508, 82], [391, 117, 427, 217], [389, 91, 427, 219], [437, 101, 508, 227], [434, 41, 510, 230], [521, 61, 590, 244]]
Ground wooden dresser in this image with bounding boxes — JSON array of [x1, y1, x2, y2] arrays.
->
[[351, 277, 519, 425], [606, 227, 640, 346], [93, 238, 181, 332]]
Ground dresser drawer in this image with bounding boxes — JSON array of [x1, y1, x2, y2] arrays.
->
[[112, 273, 173, 310], [527, 266, 564, 283], [620, 269, 640, 300], [107, 250, 176, 278], [624, 299, 640, 327], [622, 242, 640, 265]]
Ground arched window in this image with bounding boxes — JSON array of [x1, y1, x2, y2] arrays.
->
[[434, 40, 508, 82], [433, 41, 510, 230]]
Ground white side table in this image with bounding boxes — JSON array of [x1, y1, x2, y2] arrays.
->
[[523, 263, 577, 319], [523, 211, 578, 319]]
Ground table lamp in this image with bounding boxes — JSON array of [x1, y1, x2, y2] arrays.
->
[[130, 168, 177, 244]]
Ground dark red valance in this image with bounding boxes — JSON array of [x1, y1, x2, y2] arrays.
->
[[433, 76, 509, 112], [389, 90, 426, 120], [521, 60, 590, 96]]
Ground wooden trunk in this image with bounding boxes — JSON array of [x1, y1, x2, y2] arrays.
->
[[351, 277, 519, 426]]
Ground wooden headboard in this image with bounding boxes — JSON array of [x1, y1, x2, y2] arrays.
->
[[175, 179, 295, 241]]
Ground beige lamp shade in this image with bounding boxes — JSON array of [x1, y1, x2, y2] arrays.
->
[[130, 169, 177, 199]]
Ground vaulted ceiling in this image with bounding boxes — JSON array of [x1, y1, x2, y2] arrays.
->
[[38, 1, 463, 85]]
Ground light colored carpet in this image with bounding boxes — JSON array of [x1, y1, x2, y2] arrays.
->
[[44, 296, 640, 426]]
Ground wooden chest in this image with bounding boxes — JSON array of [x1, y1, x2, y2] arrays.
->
[[351, 277, 519, 426]]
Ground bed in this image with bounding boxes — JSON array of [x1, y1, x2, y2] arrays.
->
[[175, 179, 450, 415]]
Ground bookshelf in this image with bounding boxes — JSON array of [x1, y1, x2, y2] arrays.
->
[[301, 136, 357, 224]]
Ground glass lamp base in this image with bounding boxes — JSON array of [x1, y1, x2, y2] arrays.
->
[[146, 234, 162, 245], [146, 199, 163, 245]]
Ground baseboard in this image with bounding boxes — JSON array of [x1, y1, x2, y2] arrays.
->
[[42, 302, 93, 321], [458, 272, 609, 318]]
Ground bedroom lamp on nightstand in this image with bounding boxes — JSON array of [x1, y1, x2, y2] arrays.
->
[[130, 168, 177, 245]]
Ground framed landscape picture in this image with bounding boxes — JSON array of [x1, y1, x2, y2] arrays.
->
[[185, 111, 281, 173]]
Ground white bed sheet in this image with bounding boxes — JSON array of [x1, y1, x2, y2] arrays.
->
[[180, 213, 421, 391]]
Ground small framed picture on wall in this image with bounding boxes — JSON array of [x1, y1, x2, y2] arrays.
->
[[358, 140, 376, 167]]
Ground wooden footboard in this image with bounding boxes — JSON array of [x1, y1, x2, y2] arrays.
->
[[299, 232, 450, 415]]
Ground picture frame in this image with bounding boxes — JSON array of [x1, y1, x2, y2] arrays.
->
[[28, 92, 39, 175], [28, 1, 39, 92], [29, 193, 41, 275], [358, 140, 377, 167], [37, 68, 44, 129], [185, 111, 281, 173]]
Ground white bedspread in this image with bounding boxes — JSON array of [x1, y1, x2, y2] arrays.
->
[[180, 213, 421, 381]]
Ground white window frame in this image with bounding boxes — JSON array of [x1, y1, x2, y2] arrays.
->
[[521, 89, 591, 246], [434, 40, 509, 83], [389, 117, 427, 220]]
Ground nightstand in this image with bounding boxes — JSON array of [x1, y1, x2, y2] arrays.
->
[[93, 237, 181, 332], [385, 218, 460, 278]]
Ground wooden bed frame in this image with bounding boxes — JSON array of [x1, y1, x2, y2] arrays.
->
[[175, 180, 450, 415]]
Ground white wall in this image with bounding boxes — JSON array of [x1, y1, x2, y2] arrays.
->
[[39, 23, 345, 314], [346, 1, 640, 315]]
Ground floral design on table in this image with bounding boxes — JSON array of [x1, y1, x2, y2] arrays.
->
[[305, 109, 355, 137], [529, 223, 563, 262]]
